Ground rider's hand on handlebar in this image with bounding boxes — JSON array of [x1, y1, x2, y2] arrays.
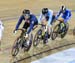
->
[[13, 30, 17, 34]]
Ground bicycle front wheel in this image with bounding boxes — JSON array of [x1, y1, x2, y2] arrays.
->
[[61, 23, 69, 38], [11, 37, 21, 57], [51, 24, 59, 40], [33, 29, 42, 47]]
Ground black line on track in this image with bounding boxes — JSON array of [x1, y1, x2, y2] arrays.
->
[[13, 42, 75, 63]]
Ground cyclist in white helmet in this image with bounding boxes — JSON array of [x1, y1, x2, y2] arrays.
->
[[56, 5, 71, 31]]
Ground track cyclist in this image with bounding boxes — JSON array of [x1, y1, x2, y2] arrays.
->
[[38, 8, 56, 38], [55, 5, 71, 32], [14, 9, 38, 38]]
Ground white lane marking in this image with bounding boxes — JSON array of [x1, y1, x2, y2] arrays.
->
[[31, 48, 75, 63]]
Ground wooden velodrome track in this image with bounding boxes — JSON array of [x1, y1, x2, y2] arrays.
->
[[0, 0, 75, 63]]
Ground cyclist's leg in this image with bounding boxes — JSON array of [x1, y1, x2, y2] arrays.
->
[[60, 16, 70, 31], [41, 18, 47, 36], [33, 21, 38, 30], [51, 15, 56, 23], [58, 18, 65, 30], [47, 25, 51, 38], [59, 18, 69, 33], [22, 22, 30, 30], [22, 22, 30, 38], [47, 17, 54, 38], [50, 15, 56, 31], [63, 18, 70, 31]]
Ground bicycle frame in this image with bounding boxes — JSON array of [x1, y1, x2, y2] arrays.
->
[[33, 24, 48, 46], [17, 29, 26, 36], [12, 28, 33, 56]]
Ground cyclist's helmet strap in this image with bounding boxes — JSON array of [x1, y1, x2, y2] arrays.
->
[[42, 8, 48, 15]]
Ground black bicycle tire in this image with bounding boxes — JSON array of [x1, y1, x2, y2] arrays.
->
[[51, 24, 59, 40], [12, 45, 19, 56], [33, 29, 42, 47], [61, 23, 69, 38], [11, 36, 22, 57]]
